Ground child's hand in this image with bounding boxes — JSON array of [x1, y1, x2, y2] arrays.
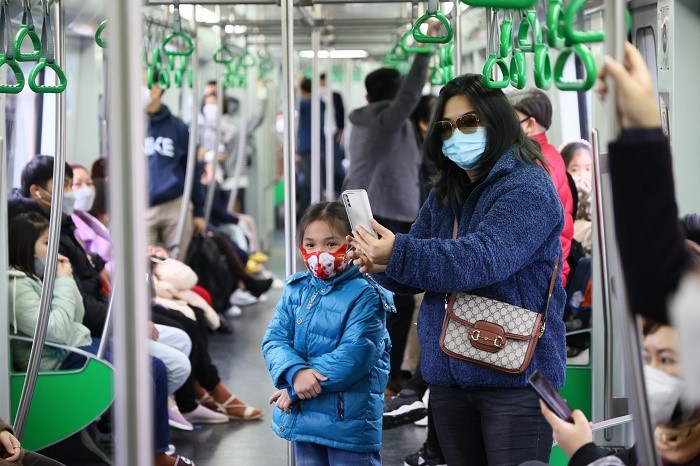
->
[[0, 430, 22, 462], [293, 369, 328, 400], [540, 400, 593, 458], [274, 390, 295, 413]]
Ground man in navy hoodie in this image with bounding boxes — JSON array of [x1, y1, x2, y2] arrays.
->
[[145, 73, 205, 260]]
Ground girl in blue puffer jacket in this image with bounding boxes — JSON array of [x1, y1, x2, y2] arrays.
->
[[262, 201, 394, 465]]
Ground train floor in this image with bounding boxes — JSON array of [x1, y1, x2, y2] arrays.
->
[[38, 230, 426, 466]]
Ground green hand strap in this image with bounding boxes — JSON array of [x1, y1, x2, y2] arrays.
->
[[509, 48, 526, 89], [534, 43, 552, 89], [0, 56, 25, 94], [546, 0, 565, 49], [430, 67, 443, 85], [499, 20, 512, 58], [401, 30, 431, 54], [517, 10, 542, 52], [554, 43, 596, 91], [482, 53, 509, 89], [161, 31, 194, 57], [29, 0, 67, 93], [238, 50, 257, 68], [14, 0, 41, 61], [562, 0, 604, 44], [95, 20, 107, 49], [412, 2, 453, 45], [213, 45, 234, 64], [0, 0, 25, 93]]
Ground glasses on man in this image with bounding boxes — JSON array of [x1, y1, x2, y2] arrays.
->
[[434, 113, 482, 140]]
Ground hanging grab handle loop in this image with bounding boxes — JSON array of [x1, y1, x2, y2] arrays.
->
[[401, 30, 432, 54], [412, 0, 453, 45], [562, 0, 604, 44], [0, 0, 26, 94], [509, 48, 526, 89], [213, 45, 234, 64], [499, 20, 512, 58], [161, 31, 194, 57], [95, 20, 107, 48], [460, 0, 537, 8], [553, 43, 596, 91], [533, 43, 552, 89], [546, 0, 565, 49], [482, 54, 509, 89], [517, 10, 542, 52], [238, 50, 257, 68], [28, 0, 68, 93], [14, 0, 42, 61]]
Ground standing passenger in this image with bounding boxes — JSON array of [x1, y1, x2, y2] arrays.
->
[[342, 21, 440, 395], [348, 74, 567, 466], [263, 202, 393, 466], [145, 72, 205, 260], [513, 90, 574, 287]]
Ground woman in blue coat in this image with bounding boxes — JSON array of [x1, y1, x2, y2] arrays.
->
[[349, 74, 567, 466], [262, 202, 393, 465]]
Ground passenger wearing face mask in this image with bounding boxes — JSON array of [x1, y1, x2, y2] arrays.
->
[[561, 141, 593, 257], [69, 163, 114, 278], [7, 155, 110, 336], [520, 320, 700, 466], [348, 74, 566, 466]]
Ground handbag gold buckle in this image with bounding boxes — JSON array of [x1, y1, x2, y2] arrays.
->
[[470, 330, 505, 348]]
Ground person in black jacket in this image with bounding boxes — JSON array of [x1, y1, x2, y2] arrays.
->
[[8, 156, 109, 337]]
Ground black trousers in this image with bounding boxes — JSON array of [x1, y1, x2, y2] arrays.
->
[[373, 215, 415, 379], [151, 305, 221, 412]]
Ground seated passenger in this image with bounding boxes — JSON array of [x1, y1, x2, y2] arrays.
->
[[1, 416, 66, 465], [6, 212, 195, 466], [560, 140, 593, 256]]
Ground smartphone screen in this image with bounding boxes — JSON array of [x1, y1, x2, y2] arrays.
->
[[528, 370, 574, 422], [342, 189, 378, 239]]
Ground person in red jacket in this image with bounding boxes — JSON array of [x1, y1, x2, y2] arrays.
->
[[513, 90, 574, 287]]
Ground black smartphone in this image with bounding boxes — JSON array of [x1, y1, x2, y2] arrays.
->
[[528, 370, 574, 422]]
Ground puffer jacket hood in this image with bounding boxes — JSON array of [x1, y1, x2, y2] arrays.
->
[[262, 266, 394, 453]]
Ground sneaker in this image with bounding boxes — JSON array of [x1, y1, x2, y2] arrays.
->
[[230, 288, 258, 306], [182, 404, 229, 424], [414, 416, 428, 427], [169, 398, 194, 431], [79, 422, 113, 465], [225, 305, 243, 317], [383, 391, 427, 429], [403, 447, 446, 466], [166, 444, 176, 455], [258, 293, 269, 303]]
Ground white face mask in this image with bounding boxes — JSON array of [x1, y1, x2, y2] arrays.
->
[[202, 104, 218, 122], [73, 186, 96, 212], [644, 365, 684, 426], [141, 86, 152, 111]]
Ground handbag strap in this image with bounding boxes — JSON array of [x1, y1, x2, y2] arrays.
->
[[451, 220, 559, 326]]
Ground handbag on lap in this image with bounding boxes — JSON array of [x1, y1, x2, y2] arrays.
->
[[439, 220, 559, 374]]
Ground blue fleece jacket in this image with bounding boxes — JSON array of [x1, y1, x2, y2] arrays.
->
[[373, 148, 568, 389], [146, 105, 205, 216]]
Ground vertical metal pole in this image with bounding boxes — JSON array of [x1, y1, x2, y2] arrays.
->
[[0, 134, 10, 422], [324, 57, 334, 200], [173, 23, 199, 257], [453, 0, 462, 75], [227, 92, 248, 212], [282, 0, 297, 278], [203, 42, 223, 228], [282, 0, 297, 460], [14, 0, 67, 438], [106, 0, 153, 462], [310, 29, 321, 204]]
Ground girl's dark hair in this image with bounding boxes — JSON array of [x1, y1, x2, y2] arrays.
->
[[297, 202, 352, 244], [410, 94, 437, 134], [424, 74, 546, 205], [90, 178, 108, 219], [560, 141, 592, 168], [8, 212, 49, 277]]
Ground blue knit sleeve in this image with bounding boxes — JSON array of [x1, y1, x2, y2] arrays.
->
[[385, 176, 563, 293]]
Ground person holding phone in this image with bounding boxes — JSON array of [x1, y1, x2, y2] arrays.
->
[[348, 74, 567, 465]]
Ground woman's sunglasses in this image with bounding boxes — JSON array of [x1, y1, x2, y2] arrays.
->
[[434, 113, 481, 140]]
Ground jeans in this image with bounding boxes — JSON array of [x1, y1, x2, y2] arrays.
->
[[294, 442, 381, 466], [149, 324, 192, 394], [429, 385, 553, 466], [60, 338, 172, 454]]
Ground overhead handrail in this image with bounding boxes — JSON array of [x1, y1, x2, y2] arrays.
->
[[94, 20, 107, 49], [517, 9, 541, 52], [28, 0, 68, 94], [400, 30, 432, 54], [553, 42, 596, 91], [412, 0, 453, 44], [533, 43, 552, 89], [14, 0, 42, 62], [562, 0, 604, 44], [0, 0, 25, 94], [460, 0, 537, 7]]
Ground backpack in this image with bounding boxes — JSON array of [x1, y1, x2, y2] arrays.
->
[[185, 233, 235, 314]]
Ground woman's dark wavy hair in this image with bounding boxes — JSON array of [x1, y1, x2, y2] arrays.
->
[[297, 201, 352, 245], [425, 74, 546, 205], [8, 212, 49, 278]]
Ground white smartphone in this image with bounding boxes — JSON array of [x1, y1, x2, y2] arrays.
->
[[341, 189, 378, 239]]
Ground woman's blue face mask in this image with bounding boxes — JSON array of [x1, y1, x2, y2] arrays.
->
[[441, 128, 488, 170]]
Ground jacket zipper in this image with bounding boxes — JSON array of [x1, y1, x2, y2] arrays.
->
[[337, 392, 345, 420]]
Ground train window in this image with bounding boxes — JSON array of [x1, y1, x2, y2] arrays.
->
[[636, 26, 658, 95]]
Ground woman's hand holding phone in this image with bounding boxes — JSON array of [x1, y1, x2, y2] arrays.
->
[[540, 401, 594, 458], [347, 220, 395, 273]]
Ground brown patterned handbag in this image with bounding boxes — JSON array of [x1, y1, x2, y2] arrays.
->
[[439, 221, 559, 374]]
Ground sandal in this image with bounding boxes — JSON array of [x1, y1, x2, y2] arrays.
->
[[173, 456, 196, 466], [203, 394, 263, 421]]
